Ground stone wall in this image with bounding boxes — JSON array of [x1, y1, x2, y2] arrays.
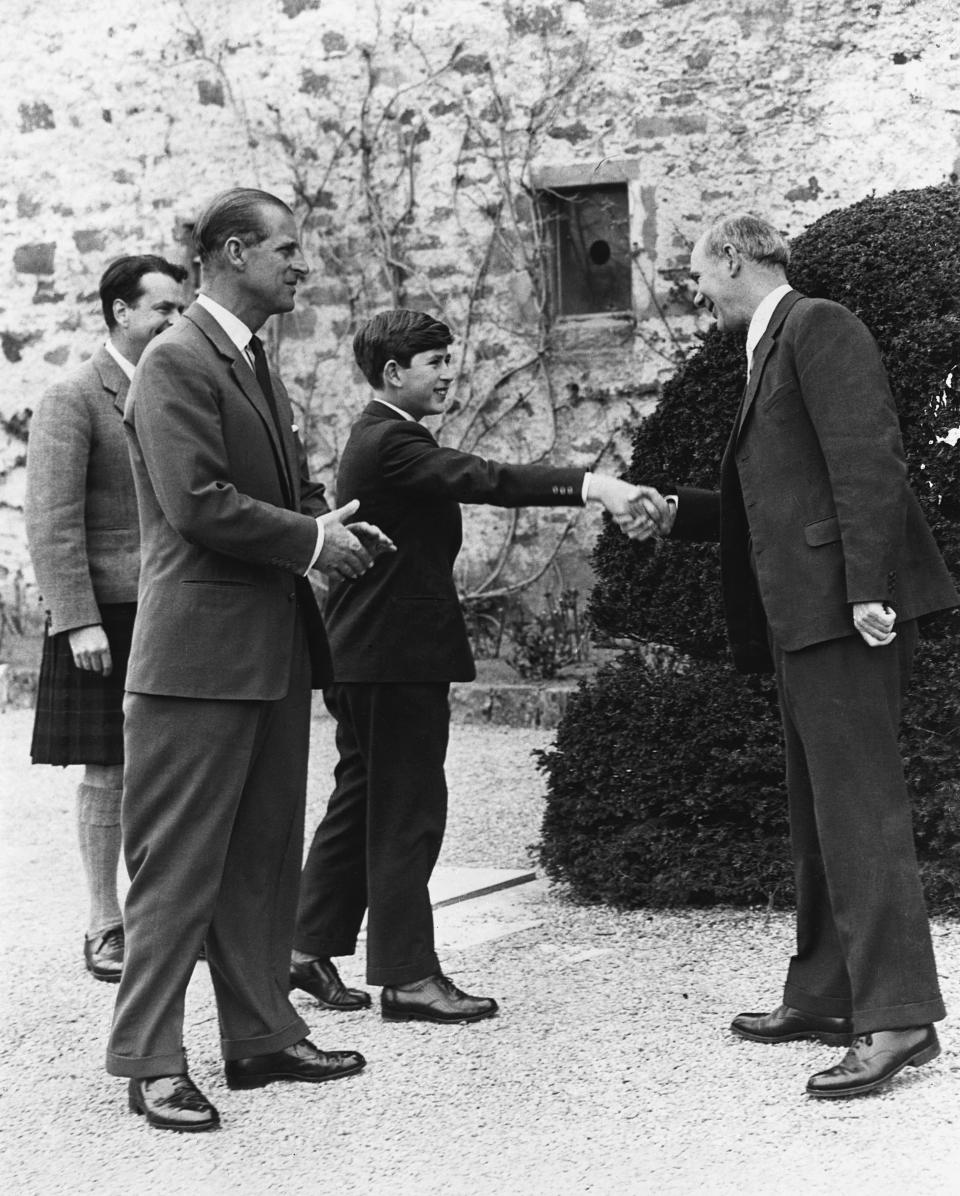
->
[[2, 0, 958, 635]]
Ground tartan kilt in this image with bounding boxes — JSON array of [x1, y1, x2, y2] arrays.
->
[[30, 603, 137, 766]]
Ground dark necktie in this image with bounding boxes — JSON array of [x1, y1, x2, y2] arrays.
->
[[247, 334, 283, 432], [247, 334, 292, 503]]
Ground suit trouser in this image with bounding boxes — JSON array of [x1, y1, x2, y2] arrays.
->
[[295, 682, 450, 986], [106, 621, 312, 1078], [774, 621, 945, 1032]]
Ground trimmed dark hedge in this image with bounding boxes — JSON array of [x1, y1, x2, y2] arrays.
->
[[539, 184, 960, 914]]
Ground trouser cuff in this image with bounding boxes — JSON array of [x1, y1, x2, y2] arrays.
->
[[782, 983, 852, 1018], [293, 935, 357, 957], [853, 997, 946, 1034], [106, 1048, 185, 1078], [221, 1016, 309, 1062], [368, 953, 440, 987]]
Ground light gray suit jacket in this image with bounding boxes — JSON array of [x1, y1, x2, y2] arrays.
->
[[25, 346, 140, 635]]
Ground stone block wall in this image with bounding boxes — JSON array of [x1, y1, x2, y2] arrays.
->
[[1, 0, 957, 633]]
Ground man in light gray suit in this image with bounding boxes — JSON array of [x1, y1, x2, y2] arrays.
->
[[25, 255, 187, 983]]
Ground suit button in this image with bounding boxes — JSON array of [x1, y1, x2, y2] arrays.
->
[[287, 592, 295, 601]]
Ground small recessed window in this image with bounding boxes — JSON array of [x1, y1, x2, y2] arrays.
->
[[540, 182, 632, 318]]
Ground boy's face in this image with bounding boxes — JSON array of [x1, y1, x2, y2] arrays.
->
[[386, 347, 454, 420]]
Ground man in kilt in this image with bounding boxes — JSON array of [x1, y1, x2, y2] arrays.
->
[[25, 254, 187, 983]]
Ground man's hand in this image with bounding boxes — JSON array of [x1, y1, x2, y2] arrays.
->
[[587, 476, 672, 540], [853, 601, 897, 647], [347, 522, 396, 561], [68, 624, 113, 675], [316, 500, 393, 581]]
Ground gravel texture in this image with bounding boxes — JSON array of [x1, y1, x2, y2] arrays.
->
[[2, 703, 959, 1195]]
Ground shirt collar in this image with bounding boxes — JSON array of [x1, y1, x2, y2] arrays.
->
[[371, 396, 415, 422], [103, 339, 136, 380], [195, 292, 255, 355], [746, 284, 794, 368]]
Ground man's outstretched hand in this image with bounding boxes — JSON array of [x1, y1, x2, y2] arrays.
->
[[587, 476, 674, 540], [316, 500, 396, 581]]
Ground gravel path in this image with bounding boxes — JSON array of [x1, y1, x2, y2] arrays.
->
[[1, 704, 958, 1194]]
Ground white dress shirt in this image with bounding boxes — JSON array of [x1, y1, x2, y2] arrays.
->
[[745, 284, 793, 378], [104, 339, 136, 381]]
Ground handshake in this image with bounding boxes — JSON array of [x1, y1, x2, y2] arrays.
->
[[586, 476, 676, 541]]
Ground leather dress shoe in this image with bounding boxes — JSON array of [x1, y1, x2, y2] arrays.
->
[[381, 973, 498, 1024], [224, 1038, 365, 1089], [731, 1003, 853, 1046], [84, 925, 124, 983], [806, 1025, 940, 1099], [290, 956, 371, 1011], [128, 1074, 220, 1132]]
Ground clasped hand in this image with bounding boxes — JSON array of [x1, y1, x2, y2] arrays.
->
[[317, 499, 396, 581], [589, 476, 675, 541], [852, 601, 897, 647]]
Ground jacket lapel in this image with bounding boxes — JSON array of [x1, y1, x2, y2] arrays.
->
[[736, 290, 804, 439], [186, 303, 295, 504], [93, 345, 130, 416]]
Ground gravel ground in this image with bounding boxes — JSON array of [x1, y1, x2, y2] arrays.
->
[[2, 702, 959, 1195]]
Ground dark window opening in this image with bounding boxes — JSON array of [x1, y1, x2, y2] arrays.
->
[[540, 183, 631, 318]]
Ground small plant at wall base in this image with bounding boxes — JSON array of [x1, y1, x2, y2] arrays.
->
[[538, 184, 960, 916], [506, 589, 590, 680]]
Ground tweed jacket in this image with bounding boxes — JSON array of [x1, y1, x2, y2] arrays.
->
[[123, 301, 332, 700], [325, 402, 586, 682], [673, 291, 958, 672], [25, 346, 139, 636]]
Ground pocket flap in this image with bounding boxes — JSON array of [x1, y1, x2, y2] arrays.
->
[[804, 516, 840, 546]]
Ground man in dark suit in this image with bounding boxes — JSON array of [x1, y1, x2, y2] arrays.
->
[[291, 308, 664, 1024], [26, 254, 186, 983], [647, 212, 957, 1098], [107, 189, 392, 1132]]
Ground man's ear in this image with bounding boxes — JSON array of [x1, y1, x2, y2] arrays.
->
[[223, 236, 247, 271], [112, 298, 129, 328], [383, 358, 403, 388], [722, 243, 742, 276]]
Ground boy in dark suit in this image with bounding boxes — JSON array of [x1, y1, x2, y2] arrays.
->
[[292, 308, 664, 1023]]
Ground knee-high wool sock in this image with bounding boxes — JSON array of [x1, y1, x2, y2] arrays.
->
[[76, 782, 123, 938]]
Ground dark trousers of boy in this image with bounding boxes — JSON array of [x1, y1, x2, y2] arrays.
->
[[295, 681, 450, 985]]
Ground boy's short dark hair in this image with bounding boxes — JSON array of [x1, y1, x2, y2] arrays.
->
[[100, 255, 188, 329], [353, 309, 453, 390]]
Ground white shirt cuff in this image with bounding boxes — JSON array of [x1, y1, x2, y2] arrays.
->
[[306, 519, 325, 574], [581, 472, 593, 505]]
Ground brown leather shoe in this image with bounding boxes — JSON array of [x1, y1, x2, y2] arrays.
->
[[381, 973, 498, 1024], [731, 1003, 853, 1046], [806, 1025, 940, 1099], [224, 1038, 366, 1089], [84, 925, 124, 984], [290, 956, 371, 1011], [128, 1074, 220, 1132]]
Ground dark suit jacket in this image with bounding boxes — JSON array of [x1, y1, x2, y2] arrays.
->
[[673, 291, 957, 672], [123, 301, 332, 699], [326, 402, 586, 682], [26, 347, 139, 634]]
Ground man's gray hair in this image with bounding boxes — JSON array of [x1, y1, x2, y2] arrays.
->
[[702, 213, 790, 268]]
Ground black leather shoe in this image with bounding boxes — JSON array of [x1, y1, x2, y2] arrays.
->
[[731, 1003, 853, 1046], [224, 1038, 366, 1089], [84, 925, 124, 983], [128, 1074, 220, 1132], [381, 973, 498, 1024], [290, 956, 371, 1011], [806, 1025, 940, 1099]]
